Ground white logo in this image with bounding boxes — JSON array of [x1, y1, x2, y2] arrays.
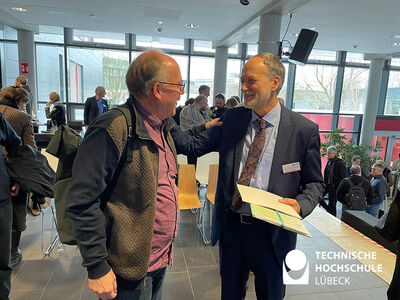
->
[[283, 249, 309, 285]]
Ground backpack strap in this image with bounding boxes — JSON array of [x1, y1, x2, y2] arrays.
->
[[346, 178, 354, 187], [100, 100, 136, 209]]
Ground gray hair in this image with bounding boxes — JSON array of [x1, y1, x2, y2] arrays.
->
[[194, 94, 207, 104], [327, 145, 337, 155], [373, 163, 385, 170], [253, 53, 285, 95], [16, 75, 28, 85], [352, 155, 361, 162], [350, 164, 361, 175], [126, 51, 166, 99]]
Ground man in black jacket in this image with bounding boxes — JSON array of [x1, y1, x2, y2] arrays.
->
[[0, 112, 21, 299], [322, 145, 347, 217], [84, 86, 109, 126], [337, 164, 373, 215]]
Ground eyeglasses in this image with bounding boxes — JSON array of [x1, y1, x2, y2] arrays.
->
[[159, 81, 185, 92]]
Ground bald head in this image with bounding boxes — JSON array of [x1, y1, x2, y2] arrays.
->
[[126, 50, 177, 99]]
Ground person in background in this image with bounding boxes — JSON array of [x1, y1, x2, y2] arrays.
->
[[209, 93, 227, 119], [0, 86, 37, 268], [346, 155, 366, 178], [15, 75, 33, 115], [172, 98, 194, 126], [226, 97, 239, 109], [198, 85, 210, 121], [392, 153, 400, 172], [322, 145, 347, 217], [336, 164, 373, 215], [45, 92, 66, 129], [0, 112, 21, 300], [367, 162, 388, 217], [84, 86, 109, 126]]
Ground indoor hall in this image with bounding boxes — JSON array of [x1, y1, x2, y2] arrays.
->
[[0, 0, 400, 299]]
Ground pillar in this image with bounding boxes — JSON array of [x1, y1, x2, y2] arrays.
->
[[213, 46, 228, 104], [360, 58, 385, 147], [258, 13, 281, 55], [17, 30, 37, 116]]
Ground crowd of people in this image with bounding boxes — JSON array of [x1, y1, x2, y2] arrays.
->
[[0, 52, 399, 300]]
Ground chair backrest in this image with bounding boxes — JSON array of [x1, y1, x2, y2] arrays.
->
[[178, 164, 202, 209], [206, 164, 218, 205], [41, 148, 58, 172]]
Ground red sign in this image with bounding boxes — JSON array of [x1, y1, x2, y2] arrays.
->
[[21, 63, 28, 74]]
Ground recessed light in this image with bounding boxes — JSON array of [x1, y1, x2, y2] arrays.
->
[[185, 24, 199, 29], [393, 42, 400, 46], [352, 44, 359, 49], [291, 33, 299, 37], [392, 34, 400, 39], [155, 27, 163, 33], [89, 13, 96, 18], [158, 21, 163, 25], [49, 10, 66, 16], [11, 7, 27, 12], [309, 27, 316, 30]]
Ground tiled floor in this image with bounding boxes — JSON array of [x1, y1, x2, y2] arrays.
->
[[9, 190, 391, 300]]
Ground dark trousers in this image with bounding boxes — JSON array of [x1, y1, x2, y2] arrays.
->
[[0, 199, 12, 300], [320, 186, 337, 217], [219, 214, 285, 300], [187, 154, 197, 169], [114, 268, 166, 300]]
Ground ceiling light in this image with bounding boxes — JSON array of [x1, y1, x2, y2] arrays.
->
[[185, 24, 199, 29], [392, 34, 400, 39], [393, 42, 400, 47], [240, 0, 249, 5], [89, 13, 95, 18], [291, 33, 299, 37], [352, 44, 359, 49], [11, 7, 27, 12], [155, 27, 163, 33], [309, 27, 316, 30], [158, 21, 163, 25]]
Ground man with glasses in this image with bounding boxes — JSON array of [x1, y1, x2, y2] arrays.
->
[[67, 50, 218, 300]]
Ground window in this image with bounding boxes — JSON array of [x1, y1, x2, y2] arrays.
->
[[390, 58, 400, 68], [170, 55, 188, 105], [340, 67, 369, 113], [279, 63, 289, 101], [301, 114, 332, 131], [193, 40, 215, 53], [247, 44, 257, 57], [346, 52, 369, 65], [35, 25, 64, 43], [73, 30, 126, 46], [226, 59, 241, 99], [228, 44, 239, 55], [384, 70, 400, 115], [68, 48, 129, 106], [0, 24, 17, 40], [69, 61, 83, 103], [136, 35, 184, 50], [308, 50, 337, 62], [189, 56, 215, 104], [293, 64, 338, 112], [0, 42, 18, 87]]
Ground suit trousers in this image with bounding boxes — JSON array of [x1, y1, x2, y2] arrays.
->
[[219, 213, 285, 300], [320, 186, 337, 217], [0, 199, 12, 300]]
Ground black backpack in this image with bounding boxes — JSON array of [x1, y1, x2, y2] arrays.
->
[[344, 179, 367, 211]]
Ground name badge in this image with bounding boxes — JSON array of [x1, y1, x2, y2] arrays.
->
[[282, 162, 301, 174]]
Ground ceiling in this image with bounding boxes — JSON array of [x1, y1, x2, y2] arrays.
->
[[0, 0, 399, 55]]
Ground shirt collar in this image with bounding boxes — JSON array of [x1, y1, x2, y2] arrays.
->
[[250, 101, 281, 127], [134, 101, 163, 128]]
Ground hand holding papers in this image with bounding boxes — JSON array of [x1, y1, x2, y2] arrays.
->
[[237, 184, 311, 237]]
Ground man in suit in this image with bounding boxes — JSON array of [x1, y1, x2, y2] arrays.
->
[[171, 53, 325, 300], [84, 86, 109, 126]]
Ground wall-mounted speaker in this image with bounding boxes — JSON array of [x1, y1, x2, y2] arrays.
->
[[288, 29, 318, 65]]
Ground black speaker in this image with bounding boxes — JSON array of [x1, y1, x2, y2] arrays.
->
[[288, 29, 318, 65]]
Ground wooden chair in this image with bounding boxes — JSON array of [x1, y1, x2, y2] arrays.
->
[[178, 164, 202, 210], [198, 164, 218, 244], [206, 164, 218, 205]]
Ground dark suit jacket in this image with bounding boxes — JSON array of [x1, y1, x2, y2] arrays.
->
[[171, 103, 325, 264], [84, 96, 109, 126]]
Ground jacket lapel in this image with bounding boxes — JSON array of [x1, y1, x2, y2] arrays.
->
[[233, 109, 252, 182], [268, 104, 292, 191]]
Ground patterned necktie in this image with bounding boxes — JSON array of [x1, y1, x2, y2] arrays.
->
[[232, 118, 267, 210]]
